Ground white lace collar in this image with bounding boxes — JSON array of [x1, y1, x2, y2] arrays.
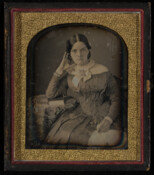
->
[[67, 59, 95, 75], [66, 59, 95, 87]]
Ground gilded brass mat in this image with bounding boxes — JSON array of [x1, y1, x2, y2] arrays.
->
[[13, 12, 141, 161]]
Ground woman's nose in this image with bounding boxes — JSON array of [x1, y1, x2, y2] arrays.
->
[[77, 50, 82, 56]]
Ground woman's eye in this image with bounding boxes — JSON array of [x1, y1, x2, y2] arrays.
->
[[72, 49, 77, 53], [81, 48, 86, 52]]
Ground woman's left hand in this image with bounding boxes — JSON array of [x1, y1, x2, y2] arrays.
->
[[96, 118, 112, 133]]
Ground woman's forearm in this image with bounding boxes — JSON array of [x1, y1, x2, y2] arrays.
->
[[106, 74, 121, 121], [46, 70, 68, 99], [45, 73, 61, 99], [107, 98, 121, 121]]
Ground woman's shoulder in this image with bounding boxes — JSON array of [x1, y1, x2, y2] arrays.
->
[[90, 63, 109, 75]]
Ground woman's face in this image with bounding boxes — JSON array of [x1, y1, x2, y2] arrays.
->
[[70, 41, 89, 65]]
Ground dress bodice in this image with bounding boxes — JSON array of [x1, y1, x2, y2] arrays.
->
[[67, 72, 109, 93], [66, 72, 119, 118], [46, 65, 120, 122]]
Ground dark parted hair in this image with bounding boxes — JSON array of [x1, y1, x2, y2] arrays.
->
[[66, 33, 91, 53], [66, 34, 91, 61]]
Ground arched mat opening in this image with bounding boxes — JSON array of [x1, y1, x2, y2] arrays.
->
[[26, 23, 128, 149]]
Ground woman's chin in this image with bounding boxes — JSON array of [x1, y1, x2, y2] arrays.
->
[[76, 61, 88, 66]]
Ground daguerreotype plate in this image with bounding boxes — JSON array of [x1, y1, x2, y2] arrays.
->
[[4, 2, 151, 171]]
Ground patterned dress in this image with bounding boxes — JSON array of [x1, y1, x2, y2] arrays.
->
[[45, 62, 122, 147]]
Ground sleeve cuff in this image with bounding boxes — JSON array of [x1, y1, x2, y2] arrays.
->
[[54, 71, 62, 77]]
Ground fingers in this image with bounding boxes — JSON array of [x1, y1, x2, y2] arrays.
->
[[62, 52, 69, 61], [96, 120, 105, 130], [58, 52, 69, 71], [97, 119, 111, 133]]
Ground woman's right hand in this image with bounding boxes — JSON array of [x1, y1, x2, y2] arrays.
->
[[56, 52, 70, 75]]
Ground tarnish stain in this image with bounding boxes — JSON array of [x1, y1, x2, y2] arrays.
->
[[5, 75, 8, 89], [4, 26, 9, 162], [4, 28, 8, 50], [5, 28, 8, 35], [146, 80, 150, 93], [4, 129, 9, 158], [4, 28, 8, 91]]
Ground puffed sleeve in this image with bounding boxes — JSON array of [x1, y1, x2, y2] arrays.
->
[[45, 73, 68, 99], [105, 73, 121, 121]]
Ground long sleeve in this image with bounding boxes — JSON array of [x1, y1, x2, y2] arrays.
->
[[45, 73, 68, 99], [106, 73, 121, 121]]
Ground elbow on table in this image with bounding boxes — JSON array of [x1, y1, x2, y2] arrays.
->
[[45, 89, 55, 99]]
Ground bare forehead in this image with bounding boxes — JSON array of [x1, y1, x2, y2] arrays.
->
[[71, 41, 87, 50]]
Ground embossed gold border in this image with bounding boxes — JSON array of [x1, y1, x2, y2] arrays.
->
[[11, 9, 143, 163]]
